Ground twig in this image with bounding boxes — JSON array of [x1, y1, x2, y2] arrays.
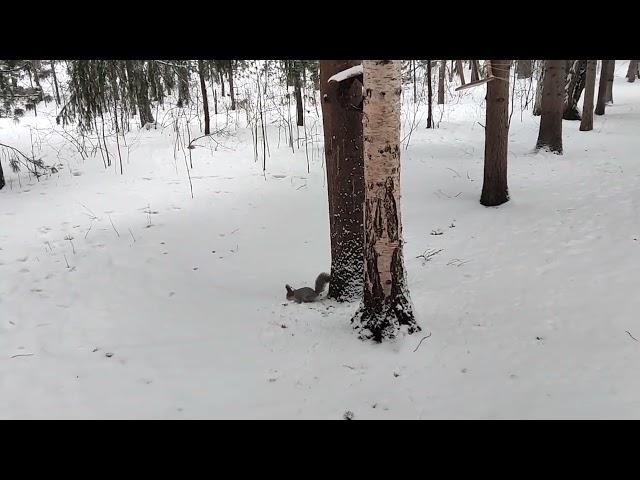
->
[[108, 215, 120, 237], [413, 332, 432, 352], [342, 364, 356, 370], [416, 249, 443, 263], [11, 353, 34, 358], [626, 331, 638, 342], [128, 228, 136, 243]]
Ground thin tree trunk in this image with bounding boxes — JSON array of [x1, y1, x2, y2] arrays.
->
[[220, 70, 226, 97], [198, 60, 210, 135], [228, 60, 236, 110], [427, 60, 433, 128], [627, 60, 638, 82], [516, 60, 533, 79], [351, 60, 419, 342], [535, 60, 565, 154], [213, 88, 218, 114], [294, 73, 304, 126], [50, 60, 61, 105], [438, 60, 446, 105], [320, 60, 365, 302], [563, 60, 587, 120], [595, 60, 611, 115], [580, 60, 597, 131], [481, 59, 511, 207], [605, 60, 615, 103]]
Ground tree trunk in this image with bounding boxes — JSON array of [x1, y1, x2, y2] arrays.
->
[[437, 60, 446, 105], [351, 60, 419, 342], [448, 60, 454, 82], [579, 60, 597, 131], [177, 61, 190, 108], [197, 60, 210, 135], [220, 70, 226, 97], [427, 60, 433, 128], [605, 60, 615, 103], [50, 60, 61, 105], [562, 60, 587, 120], [481, 60, 511, 207], [129, 61, 154, 126], [228, 60, 236, 110], [456, 60, 466, 85], [470, 60, 480, 82], [0, 159, 5, 190], [533, 63, 544, 116], [516, 60, 533, 79], [626, 60, 638, 82], [294, 73, 304, 126], [320, 60, 365, 302], [595, 60, 611, 115], [213, 88, 218, 114], [535, 60, 564, 154]]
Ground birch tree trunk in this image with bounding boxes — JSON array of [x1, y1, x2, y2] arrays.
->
[[579, 60, 597, 131], [351, 60, 419, 342], [481, 60, 511, 207], [320, 60, 365, 302], [535, 60, 564, 154]]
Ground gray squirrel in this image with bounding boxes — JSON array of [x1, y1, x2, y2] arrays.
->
[[285, 272, 331, 303]]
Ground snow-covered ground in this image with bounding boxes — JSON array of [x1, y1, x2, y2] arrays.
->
[[1, 63, 640, 419]]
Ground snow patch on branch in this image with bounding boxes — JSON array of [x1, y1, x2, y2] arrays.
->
[[328, 65, 363, 83]]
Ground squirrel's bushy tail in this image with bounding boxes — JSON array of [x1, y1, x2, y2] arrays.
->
[[314, 272, 331, 294]]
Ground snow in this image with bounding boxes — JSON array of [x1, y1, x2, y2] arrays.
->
[[327, 65, 363, 83], [1, 62, 640, 419]]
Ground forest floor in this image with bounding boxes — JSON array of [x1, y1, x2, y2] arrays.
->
[[1, 63, 640, 419]]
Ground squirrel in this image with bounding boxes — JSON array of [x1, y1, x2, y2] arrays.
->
[[285, 272, 331, 303]]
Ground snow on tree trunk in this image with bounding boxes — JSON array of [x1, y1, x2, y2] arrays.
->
[[563, 60, 587, 120], [351, 60, 420, 342], [535, 60, 564, 154], [320, 60, 365, 302], [580, 60, 597, 131], [481, 60, 511, 207], [595, 60, 611, 116]]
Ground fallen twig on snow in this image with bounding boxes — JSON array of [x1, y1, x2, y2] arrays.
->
[[413, 332, 432, 352], [626, 331, 638, 342]]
